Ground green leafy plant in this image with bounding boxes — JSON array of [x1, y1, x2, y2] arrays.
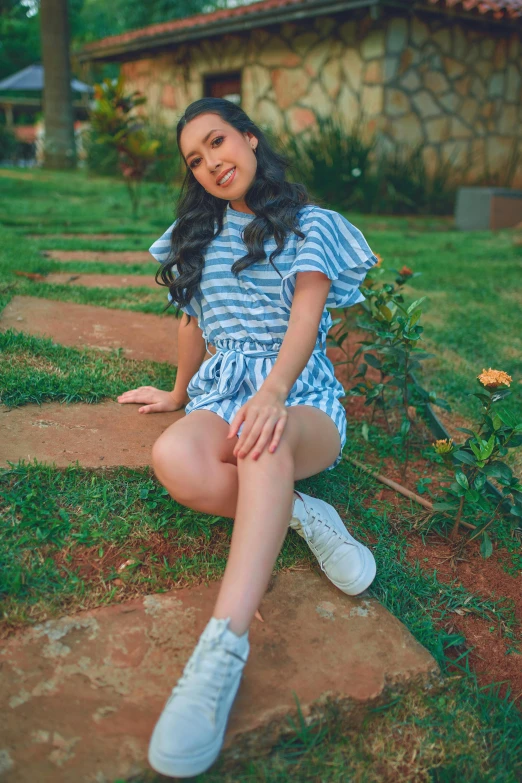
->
[[89, 75, 160, 217], [285, 112, 375, 210], [284, 115, 458, 215], [0, 123, 19, 162], [331, 259, 448, 479], [432, 369, 522, 557]]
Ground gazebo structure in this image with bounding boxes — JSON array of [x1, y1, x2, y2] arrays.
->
[[0, 64, 92, 139]]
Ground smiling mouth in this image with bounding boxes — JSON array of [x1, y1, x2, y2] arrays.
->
[[217, 167, 236, 186]]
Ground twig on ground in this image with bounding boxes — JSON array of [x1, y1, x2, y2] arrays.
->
[[343, 455, 476, 531]]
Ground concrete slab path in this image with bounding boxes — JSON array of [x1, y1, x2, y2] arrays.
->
[[44, 250, 152, 264], [0, 402, 185, 468], [28, 234, 155, 241], [42, 273, 161, 289], [1, 296, 179, 363], [0, 571, 438, 783]]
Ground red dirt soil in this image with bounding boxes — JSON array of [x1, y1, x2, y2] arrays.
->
[[329, 329, 522, 705]]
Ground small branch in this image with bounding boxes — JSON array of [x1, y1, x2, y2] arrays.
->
[[450, 496, 465, 541], [465, 498, 505, 544], [343, 455, 477, 530]]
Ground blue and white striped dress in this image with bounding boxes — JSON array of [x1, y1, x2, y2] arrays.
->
[[150, 203, 378, 470]]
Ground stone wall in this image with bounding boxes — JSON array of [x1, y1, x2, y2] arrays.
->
[[120, 8, 522, 187]]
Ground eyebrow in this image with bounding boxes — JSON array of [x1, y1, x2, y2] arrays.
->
[[185, 129, 224, 160]]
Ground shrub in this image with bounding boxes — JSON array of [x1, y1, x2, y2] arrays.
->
[[83, 127, 120, 176], [285, 115, 460, 216], [89, 75, 161, 217], [0, 124, 20, 163], [285, 113, 375, 211], [144, 124, 182, 186], [432, 370, 522, 556]]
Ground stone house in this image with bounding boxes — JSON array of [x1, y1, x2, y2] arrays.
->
[[79, 0, 522, 187]]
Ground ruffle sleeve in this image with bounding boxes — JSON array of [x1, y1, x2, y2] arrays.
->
[[280, 207, 378, 310], [149, 221, 201, 320]]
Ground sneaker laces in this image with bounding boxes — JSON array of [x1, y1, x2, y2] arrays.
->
[[302, 510, 355, 572], [167, 626, 244, 717]]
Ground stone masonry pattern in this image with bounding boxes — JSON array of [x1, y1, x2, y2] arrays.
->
[[120, 8, 522, 187]]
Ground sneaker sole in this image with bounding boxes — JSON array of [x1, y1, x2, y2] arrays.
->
[[148, 728, 224, 778]]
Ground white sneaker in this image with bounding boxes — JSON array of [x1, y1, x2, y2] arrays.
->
[[290, 491, 376, 596], [148, 616, 249, 778]]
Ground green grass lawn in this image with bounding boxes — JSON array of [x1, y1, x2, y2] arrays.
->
[[1, 168, 521, 782], [1, 168, 520, 421]]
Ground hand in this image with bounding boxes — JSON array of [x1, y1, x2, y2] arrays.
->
[[117, 386, 188, 414], [227, 388, 288, 460]]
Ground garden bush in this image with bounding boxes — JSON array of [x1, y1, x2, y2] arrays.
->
[[85, 122, 182, 186], [285, 113, 460, 216], [0, 124, 33, 164], [0, 124, 18, 162]]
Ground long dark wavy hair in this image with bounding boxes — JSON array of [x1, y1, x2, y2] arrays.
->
[[156, 98, 315, 315]]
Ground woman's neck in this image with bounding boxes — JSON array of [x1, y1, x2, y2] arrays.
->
[[228, 199, 254, 215]]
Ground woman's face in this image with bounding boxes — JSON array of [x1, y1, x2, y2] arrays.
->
[[179, 113, 258, 212]]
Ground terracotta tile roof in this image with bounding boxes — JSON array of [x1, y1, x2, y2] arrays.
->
[[82, 0, 522, 53], [428, 0, 522, 19], [82, 0, 306, 51]]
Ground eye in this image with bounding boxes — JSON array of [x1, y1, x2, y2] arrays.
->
[[189, 136, 224, 169]]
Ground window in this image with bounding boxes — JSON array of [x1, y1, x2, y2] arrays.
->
[[204, 72, 241, 105]]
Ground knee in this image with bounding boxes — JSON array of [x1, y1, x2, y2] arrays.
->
[[239, 437, 294, 477], [151, 433, 201, 502]]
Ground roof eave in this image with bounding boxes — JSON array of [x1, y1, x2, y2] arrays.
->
[[382, 0, 522, 27], [78, 0, 521, 64], [77, 0, 378, 63]]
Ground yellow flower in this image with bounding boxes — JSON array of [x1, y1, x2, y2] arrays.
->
[[433, 438, 454, 454], [374, 254, 383, 268], [477, 368, 512, 389]]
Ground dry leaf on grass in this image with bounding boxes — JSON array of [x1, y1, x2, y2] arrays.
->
[[14, 271, 46, 281]]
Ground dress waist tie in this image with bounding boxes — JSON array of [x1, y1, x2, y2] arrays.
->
[[193, 338, 323, 407]]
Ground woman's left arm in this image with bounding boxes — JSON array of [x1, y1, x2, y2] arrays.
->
[[227, 271, 332, 459]]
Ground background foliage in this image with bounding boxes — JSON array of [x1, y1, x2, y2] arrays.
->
[[0, 0, 237, 81]]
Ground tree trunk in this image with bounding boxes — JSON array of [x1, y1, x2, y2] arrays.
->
[[40, 0, 76, 169]]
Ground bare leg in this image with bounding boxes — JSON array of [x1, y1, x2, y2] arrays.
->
[[152, 406, 341, 637], [152, 406, 340, 517], [212, 406, 341, 635], [152, 410, 239, 518]]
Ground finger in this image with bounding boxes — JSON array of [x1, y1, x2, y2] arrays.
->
[[235, 415, 266, 458], [118, 386, 156, 399], [268, 414, 288, 453], [228, 408, 246, 439], [233, 412, 259, 457], [118, 386, 149, 397], [138, 404, 163, 414], [233, 420, 252, 457], [250, 417, 279, 460], [117, 391, 143, 402], [118, 391, 157, 404]]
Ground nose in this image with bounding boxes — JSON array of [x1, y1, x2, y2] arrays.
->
[[209, 159, 222, 173]]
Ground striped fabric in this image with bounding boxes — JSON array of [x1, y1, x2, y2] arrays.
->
[[149, 203, 378, 470]]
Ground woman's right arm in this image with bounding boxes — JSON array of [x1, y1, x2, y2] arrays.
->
[[117, 313, 208, 414]]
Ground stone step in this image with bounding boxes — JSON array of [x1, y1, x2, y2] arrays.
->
[[42, 273, 162, 289], [1, 296, 179, 363], [0, 402, 185, 468], [28, 234, 155, 241], [44, 250, 152, 264], [0, 571, 438, 783]]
